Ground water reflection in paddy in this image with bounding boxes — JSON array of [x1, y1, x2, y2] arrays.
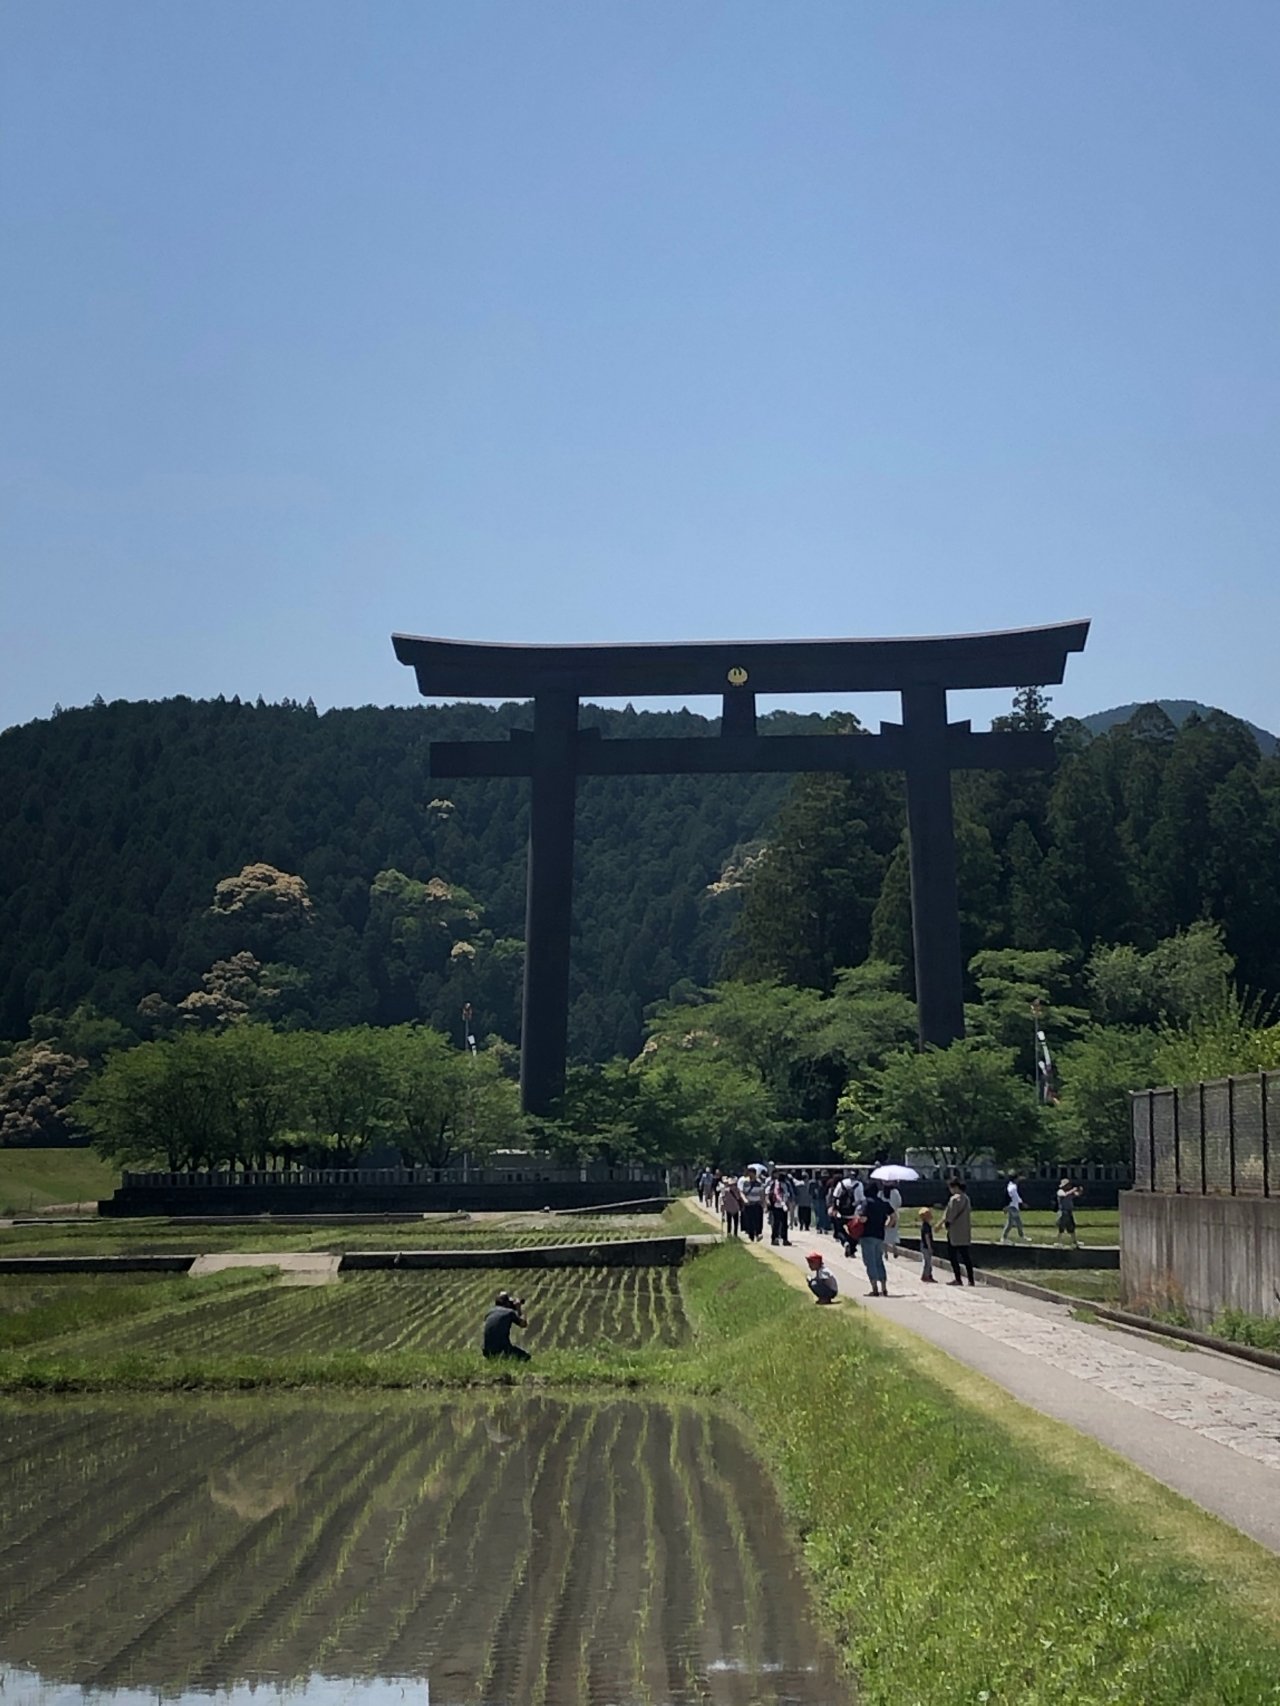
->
[[0, 1395, 852, 1706]]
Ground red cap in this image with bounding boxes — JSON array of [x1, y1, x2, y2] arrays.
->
[[805, 1251, 824, 1265]]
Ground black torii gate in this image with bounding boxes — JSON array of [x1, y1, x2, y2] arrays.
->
[[393, 622, 1089, 1115]]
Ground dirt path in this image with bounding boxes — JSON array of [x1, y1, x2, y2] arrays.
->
[[689, 1198, 1280, 1555]]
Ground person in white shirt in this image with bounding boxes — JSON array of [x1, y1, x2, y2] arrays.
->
[[1002, 1176, 1026, 1243], [885, 1184, 904, 1256]]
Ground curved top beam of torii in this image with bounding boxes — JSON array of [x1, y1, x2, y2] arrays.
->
[[392, 620, 1089, 701]]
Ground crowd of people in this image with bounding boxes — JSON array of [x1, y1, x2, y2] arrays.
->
[[696, 1164, 1090, 1298]]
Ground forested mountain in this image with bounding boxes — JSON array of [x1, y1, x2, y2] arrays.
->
[[741, 695, 1280, 1005], [0, 696, 795, 1060], [1083, 700, 1277, 756], [4, 692, 1279, 1072]]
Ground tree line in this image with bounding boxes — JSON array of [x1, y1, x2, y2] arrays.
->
[[77, 1024, 519, 1172], [3, 689, 1280, 1174]]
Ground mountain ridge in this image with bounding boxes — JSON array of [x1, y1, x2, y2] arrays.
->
[[1080, 700, 1277, 755]]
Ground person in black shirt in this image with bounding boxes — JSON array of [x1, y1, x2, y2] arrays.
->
[[482, 1290, 531, 1359], [859, 1181, 896, 1297]]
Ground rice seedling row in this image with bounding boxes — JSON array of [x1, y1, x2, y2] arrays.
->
[[180, 1414, 423, 1691], [83, 1412, 394, 1692], [0, 1392, 849, 1702], [48, 1267, 690, 1360], [311, 1413, 484, 1676]]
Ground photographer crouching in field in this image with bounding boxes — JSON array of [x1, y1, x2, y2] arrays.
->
[[482, 1290, 531, 1360]]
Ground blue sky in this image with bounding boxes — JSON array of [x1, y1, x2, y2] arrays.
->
[[2, 1, 1277, 736]]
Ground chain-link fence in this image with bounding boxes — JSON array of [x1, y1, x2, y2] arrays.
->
[[1131, 1072, 1276, 1196]]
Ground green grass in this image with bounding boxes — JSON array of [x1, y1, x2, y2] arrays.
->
[[960, 1206, 1119, 1245], [674, 1245, 1280, 1706], [0, 1147, 118, 1214], [1017, 1268, 1124, 1306], [0, 1267, 272, 1350]]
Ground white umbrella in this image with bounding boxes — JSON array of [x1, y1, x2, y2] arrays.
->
[[870, 1164, 920, 1182]]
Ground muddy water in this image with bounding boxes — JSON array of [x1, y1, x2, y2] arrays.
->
[[0, 1396, 852, 1706]]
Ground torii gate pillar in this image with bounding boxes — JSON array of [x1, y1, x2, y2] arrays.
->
[[901, 682, 965, 1048], [522, 690, 579, 1116]]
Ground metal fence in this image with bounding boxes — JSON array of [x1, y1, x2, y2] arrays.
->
[[1130, 1071, 1275, 1197], [120, 1163, 668, 1190]]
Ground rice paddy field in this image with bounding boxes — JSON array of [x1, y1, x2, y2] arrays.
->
[[5, 1234, 1280, 1704], [0, 1205, 701, 1256], [0, 1392, 849, 1704], [35, 1267, 691, 1359]]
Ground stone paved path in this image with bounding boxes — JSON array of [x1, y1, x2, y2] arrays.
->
[[689, 1201, 1280, 1552], [912, 1283, 1280, 1472], [188, 1252, 341, 1285]]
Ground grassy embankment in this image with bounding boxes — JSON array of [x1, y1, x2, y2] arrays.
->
[[3, 1238, 1280, 1701], [951, 1206, 1118, 1245], [0, 1147, 118, 1214]]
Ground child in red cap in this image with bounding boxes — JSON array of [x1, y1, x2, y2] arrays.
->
[[805, 1251, 839, 1304]]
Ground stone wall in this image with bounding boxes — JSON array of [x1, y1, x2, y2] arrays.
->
[[1120, 1190, 1280, 1322]]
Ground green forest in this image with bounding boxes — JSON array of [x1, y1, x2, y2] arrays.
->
[[3, 690, 1280, 1169]]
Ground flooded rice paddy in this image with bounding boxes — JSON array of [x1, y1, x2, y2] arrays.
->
[[0, 1394, 852, 1705]]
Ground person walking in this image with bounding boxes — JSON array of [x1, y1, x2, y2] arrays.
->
[[917, 1206, 937, 1281], [1056, 1178, 1084, 1248], [740, 1170, 766, 1243], [767, 1172, 792, 1246], [943, 1177, 976, 1286], [858, 1180, 895, 1297], [814, 1172, 831, 1234], [1001, 1176, 1026, 1242], [885, 1184, 903, 1258], [830, 1176, 858, 1254], [720, 1174, 743, 1237], [793, 1174, 813, 1232]]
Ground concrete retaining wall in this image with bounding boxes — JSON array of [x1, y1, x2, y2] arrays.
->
[[1120, 1190, 1280, 1322], [896, 1236, 1118, 1270], [0, 1237, 695, 1276]]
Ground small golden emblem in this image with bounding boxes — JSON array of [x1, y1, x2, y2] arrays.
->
[[727, 666, 749, 687]]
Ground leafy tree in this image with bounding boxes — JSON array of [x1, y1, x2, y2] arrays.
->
[[174, 951, 295, 1030], [630, 1051, 782, 1166], [0, 1045, 90, 1146], [1145, 713, 1260, 938], [1152, 992, 1280, 1086], [211, 862, 315, 926], [381, 1025, 518, 1167], [837, 1038, 1041, 1172], [734, 758, 901, 991], [808, 962, 917, 1078], [27, 1003, 135, 1067], [208, 1024, 305, 1169], [966, 948, 1087, 1077], [1085, 923, 1234, 1029], [77, 1034, 227, 1171], [294, 1028, 396, 1165], [1046, 745, 1133, 946], [1053, 1027, 1161, 1165]]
